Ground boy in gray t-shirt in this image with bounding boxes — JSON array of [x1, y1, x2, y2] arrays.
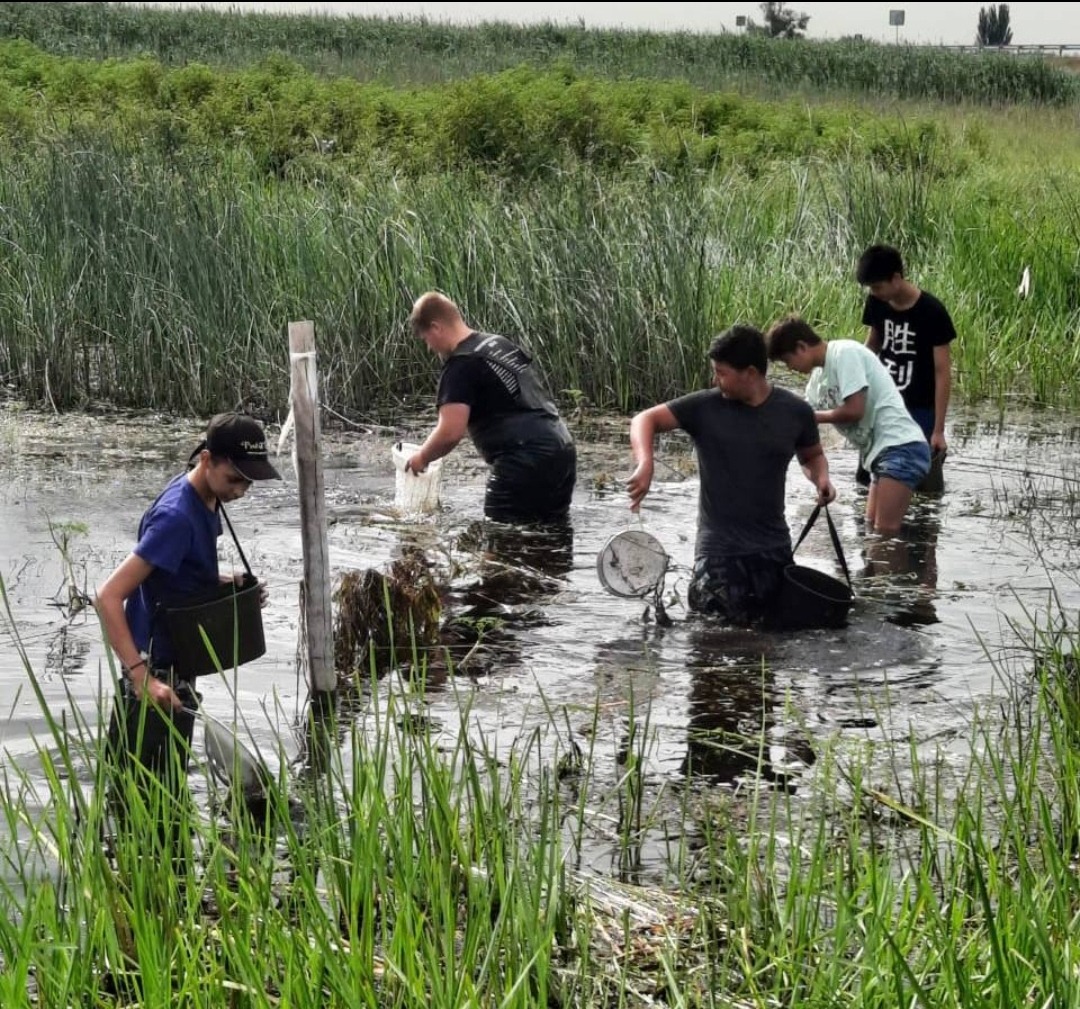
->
[[767, 315, 930, 536], [628, 324, 835, 625]]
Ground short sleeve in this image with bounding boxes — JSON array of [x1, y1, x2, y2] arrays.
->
[[861, 295, 877, 328], [134, 508, 193, 575], [437, 357, 482, 409], [666, 391, 708, 438], [794, 399, 820, 450], [833, 346, 871, 402], [931, 301, 957, 346]]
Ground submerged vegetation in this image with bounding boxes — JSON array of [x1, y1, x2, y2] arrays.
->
[[334, 553, 442, 678]]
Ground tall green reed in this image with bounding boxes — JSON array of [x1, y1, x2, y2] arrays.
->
[[0, 583, 584, 1007], [0, 137, 1077, 417], [6, 562, 1080, 1006]]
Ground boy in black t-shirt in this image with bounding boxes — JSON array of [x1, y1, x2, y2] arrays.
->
[[855, 245, 957, 490], [857, 244, 956, 454], [628, 325, 835, 625], [406, 292, 576, 524]]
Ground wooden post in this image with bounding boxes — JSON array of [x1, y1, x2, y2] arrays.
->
[[289, 321, 336, 696]]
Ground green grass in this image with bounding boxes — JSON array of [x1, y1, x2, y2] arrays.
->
[[0, 21, 1076, 415], [4, 573, 1080, 1006], [2, 2, 1077, 105]]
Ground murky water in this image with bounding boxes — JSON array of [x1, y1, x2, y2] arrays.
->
[[2, 398, 1078, 879]]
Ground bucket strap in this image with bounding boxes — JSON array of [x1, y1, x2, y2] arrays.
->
[[792, 505, 853, 595], [188, 440, 254, 580], [218, 501, 255, 581]]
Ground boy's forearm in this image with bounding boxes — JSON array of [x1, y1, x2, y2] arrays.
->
[[630, 415, 656, 463], [934, 370, 951, 434]]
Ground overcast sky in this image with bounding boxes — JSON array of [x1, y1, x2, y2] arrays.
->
[[133, 3, 1080, 46]]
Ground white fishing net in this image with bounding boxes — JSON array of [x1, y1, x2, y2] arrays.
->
[[596, 529, 670, 598]]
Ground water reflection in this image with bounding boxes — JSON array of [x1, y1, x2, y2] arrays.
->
[[44, 624, 92, 679], [859, 500, 942, 628], [681, 621, 814, 788], [439, 519, 575, 677], [6, 403, 1080, 889], [591, 628, 666, 709], [453, 519, 574, 608], [586, 625, 670, 884]]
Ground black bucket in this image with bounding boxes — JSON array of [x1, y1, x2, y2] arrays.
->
[[164, 575, 265, 678], [775, 564, 854, 630]]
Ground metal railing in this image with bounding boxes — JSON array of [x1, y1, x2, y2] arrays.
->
[[936, 44, 1080, 57]]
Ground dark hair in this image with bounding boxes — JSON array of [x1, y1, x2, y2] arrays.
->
[[708, 324, 768, 374], [856, 244, 905, 285], [766, 315, 823, 360]]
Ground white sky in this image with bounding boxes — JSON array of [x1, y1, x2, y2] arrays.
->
[[130, 3, 1080, 46]]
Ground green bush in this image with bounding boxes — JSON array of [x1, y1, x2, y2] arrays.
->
[[1, 2, 1077, 106], [0, 43, 975, 180]]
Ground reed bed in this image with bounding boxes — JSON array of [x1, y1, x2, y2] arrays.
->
[[0, 140, 1077, 416], [2, 2, 1077, 105], [2, 576, 1080, 1007], [0, 26, 1075, 416]]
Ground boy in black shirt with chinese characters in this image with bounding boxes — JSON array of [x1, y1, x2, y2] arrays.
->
[[856, 244, 957, 484]]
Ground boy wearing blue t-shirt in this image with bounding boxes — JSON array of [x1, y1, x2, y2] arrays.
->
[[767, 316, 930, 536], [95, 413, 280, 837]]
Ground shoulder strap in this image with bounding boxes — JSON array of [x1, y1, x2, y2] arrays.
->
[[217, 501, 254, 580]]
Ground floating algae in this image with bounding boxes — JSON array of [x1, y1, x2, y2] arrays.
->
[[333, 548, 442, 680]]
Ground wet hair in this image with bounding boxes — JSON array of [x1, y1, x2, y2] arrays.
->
[[409, 291, 462, 334], [766, 315, 823, 360], [856, 244, 905, 285], [707, 324, 768, 375]]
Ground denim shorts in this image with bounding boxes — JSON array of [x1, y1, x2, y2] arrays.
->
[[870, 440, 932, 490]]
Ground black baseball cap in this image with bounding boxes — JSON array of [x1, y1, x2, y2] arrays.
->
[[205, 413, 282, 481]]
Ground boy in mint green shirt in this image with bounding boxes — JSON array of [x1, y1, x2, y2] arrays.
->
[[766, 315, 929, 535]]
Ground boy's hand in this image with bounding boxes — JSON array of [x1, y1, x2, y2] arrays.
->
[[626, 460, 654, 511]]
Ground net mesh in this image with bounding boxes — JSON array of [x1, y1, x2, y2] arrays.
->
[[597, 530, 669, 598]]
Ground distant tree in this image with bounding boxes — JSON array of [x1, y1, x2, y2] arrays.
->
[[746, 2, 811, 39], [977, 4, 1014, 46]]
